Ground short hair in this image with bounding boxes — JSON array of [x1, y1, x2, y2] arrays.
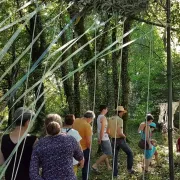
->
[[45, 114, 62, 135], [99, 105, 107, 112], [146, 114, 154, 121], [13, 107, 35, 126], [64, 114, 75, 125], [84, 111, 95, 119], [46, 121, 60, 136]]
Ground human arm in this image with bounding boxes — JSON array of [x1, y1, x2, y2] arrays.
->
[[85, 124, 92, 149], [73, 139, 84, 168], [117, 126, 126, 138], [99, 116, 106, 144], [117, 119, 126, 138], [29, 147, 44, 180], [145, 126, 152, 149], [106, 126, 110, 135], [0, 148, 4, 165], [33, 138, 38, 146], [0, 137, 5, 165], [177, 139, 180, 152]]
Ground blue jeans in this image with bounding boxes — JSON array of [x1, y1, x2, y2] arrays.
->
[[82, 148, 90, 180], [111, 138, 133, 176]]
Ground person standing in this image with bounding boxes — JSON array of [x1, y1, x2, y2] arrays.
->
[[92, 105, 112, 172], [61, 114, 82, 175], [30, 114, 84, 180], [73, 111, 95, 180], [0, 107, 37, 180], [138, 114, 155, 172], [107, 106, 134, 178]]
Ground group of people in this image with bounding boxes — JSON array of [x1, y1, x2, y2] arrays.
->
[[1, 105, 155, 180]]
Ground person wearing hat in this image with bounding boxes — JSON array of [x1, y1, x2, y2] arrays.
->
[[107, 106, 134, 177], [0, 107, 37, 180]]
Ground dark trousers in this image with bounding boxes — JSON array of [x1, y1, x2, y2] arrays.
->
[[111, 138, 133, 176], [82, 148, 90, 180]]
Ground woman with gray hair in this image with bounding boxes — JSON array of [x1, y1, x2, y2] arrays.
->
[[0, 107, 37, 180]]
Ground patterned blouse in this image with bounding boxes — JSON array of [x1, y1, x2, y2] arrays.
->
[[30, 134, 83, 180]]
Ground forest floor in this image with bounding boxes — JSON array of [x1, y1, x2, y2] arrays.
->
[[77, 121, 180, 180]]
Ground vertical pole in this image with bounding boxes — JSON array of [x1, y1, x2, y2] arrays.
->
[[167, 0, 174, 179]]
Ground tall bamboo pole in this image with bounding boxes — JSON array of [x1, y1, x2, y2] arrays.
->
[[167, 0, 174, 179]]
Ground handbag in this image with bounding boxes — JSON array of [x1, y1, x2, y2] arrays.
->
[[138, 139, 149, 149]]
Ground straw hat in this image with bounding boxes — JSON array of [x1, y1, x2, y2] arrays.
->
[[115, 106, 127, 113]]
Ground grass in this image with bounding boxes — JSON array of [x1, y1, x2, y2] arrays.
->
[[77, 121, 180, 180]]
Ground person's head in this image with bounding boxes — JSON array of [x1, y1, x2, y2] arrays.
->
[[83, 111, 95, 123], [115, 106, 127, 117], [64, 114, 75, 126], [45, 114, 61, 136], [13, 107, 35, 128], [150, 122, 156, 131], [99, 105, 108, 115], [146, 114, 154, 124]]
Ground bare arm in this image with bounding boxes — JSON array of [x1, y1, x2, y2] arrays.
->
[[106, 126, 110, 135], [177, 140, 179, 152], [85, 124, 92, 149], [145, 126, 151, 147], [138, 123, 145, 133], [0, 148, 4, 165], [99, 116, 106, 143], [117, 126, 126, 138], [85, 136, 91, 149]]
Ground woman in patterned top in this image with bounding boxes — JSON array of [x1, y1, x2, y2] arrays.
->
[[30, 114, 84, 180]]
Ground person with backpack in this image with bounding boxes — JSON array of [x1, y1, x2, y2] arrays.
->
[[138, 114, 156, 173], [61, 114, 82, 175], [107, 106, 134, 178]]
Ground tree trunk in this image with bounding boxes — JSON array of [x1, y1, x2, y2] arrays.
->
[[60, 24, 74, 114], [121, 19, 131, 134], [7, 38, 19, 126], [29, 12, 46, 131], [111, 26, 119, 108], [68, 9, 94, 109], [73, 59, 81, 117]]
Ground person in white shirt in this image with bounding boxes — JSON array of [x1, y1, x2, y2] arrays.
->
[[92, 105, 112, 172], [61, 114, 82, 175]]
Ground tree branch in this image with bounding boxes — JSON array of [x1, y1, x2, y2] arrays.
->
[[131, 17, 178, 31]]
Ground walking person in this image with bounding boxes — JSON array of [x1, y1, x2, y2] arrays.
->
[[138, 114, 156, 172], [73, 111, 95, 180], [107, 106, 134, 178], [0, 107, 37, 180], [92, 105, 112, 172], [30, 114, 84, 180], [61, 114, 82, 175]]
